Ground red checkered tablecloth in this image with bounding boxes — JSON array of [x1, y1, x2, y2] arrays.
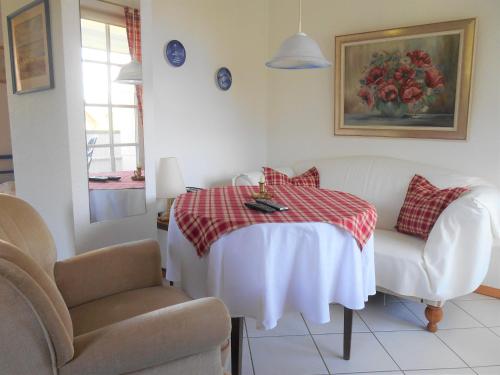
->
[[174, 185, 377, 257], [88, 171, 145, 190]]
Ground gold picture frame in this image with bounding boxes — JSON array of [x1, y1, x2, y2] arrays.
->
[[7, 0, 54, 94], [0, 46, 6, 84], [334, 19, 475, 140]]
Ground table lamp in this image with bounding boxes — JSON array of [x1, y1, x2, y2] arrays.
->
[[157, 157, 186, 224]]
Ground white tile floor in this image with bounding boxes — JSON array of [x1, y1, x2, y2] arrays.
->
[[233, 292, 500, 375]]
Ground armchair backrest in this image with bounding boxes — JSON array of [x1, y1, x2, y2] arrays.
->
[[0, 194, 57, 280], [0, 194, 74, 370]]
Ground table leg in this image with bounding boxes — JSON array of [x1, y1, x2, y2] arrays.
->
[[343, 307, 353, 360], [231, 317, 243, 375]]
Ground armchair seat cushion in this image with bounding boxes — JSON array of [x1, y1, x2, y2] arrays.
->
[[70, 285, 190, 336], [374, 229, 428, 299]]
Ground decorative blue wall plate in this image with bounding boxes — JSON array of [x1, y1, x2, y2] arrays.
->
[[165, 40, 186, 67], [216, 67, 232, 91]]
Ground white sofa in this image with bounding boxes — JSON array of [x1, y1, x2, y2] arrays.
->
[[233, 156, 500, 331]]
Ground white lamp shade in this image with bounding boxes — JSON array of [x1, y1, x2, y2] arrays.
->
[[266, 32, 332, 69], [157, 157, 185, 199], [115, 59, 143, 84]]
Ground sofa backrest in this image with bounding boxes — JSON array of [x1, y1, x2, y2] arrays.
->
[[294, 156, 488, 230]]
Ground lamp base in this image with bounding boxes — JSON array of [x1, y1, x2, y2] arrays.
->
[[158, 198, 175, 226]]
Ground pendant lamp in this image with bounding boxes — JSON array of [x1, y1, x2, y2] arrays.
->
[[266, 0, 331, 69], [116, 9, 142, 84]]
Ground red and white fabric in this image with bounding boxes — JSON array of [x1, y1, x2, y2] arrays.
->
[[124, 7, 143, 129], [174, 185, 377, 256], [166, 208, 376, 329], [88, 170, 144, 190], [396, 174, 469, 239], [263, 166, 320, 188]]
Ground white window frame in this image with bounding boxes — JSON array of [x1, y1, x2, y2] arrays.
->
[[81, 18, 139, 172]]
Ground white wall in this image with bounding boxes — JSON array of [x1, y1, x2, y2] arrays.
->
[[1, 0, 76, 258], [267, 0, 500, 187], [62, 0, 157, 253], [144, 0, 269, 188], [0, 15, 12, 158]]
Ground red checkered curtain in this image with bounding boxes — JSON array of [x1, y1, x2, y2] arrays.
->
[[124, 7, 143, 130]]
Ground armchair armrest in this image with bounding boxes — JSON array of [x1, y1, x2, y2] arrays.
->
[[55, 239, 163, 308], [423, 186, 500, 300], [60, 297, 231, 375]]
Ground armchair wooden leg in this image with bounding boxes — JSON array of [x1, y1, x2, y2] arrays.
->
[[231, 317, 243, 375], [425, 305, 443, 333]]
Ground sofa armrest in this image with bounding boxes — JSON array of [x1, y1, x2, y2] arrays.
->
[[423, 186, 500, 300], [55, 239, 163, 308], [60, 297, 231, 375]]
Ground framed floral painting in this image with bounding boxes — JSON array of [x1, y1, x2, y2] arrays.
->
[[334, 19, 475, 139]]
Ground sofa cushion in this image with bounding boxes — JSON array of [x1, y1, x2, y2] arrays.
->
[[396, 175, 469, 239], [233, 167, 295, 186], [70, 285, 190, 336], [293, 156, 486, 230], [263, 166, 320, 188], [374, 229, 428, 298]]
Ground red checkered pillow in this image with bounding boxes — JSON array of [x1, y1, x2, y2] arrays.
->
[[263, 167, 320, 188], [396, 174, 469, 239]]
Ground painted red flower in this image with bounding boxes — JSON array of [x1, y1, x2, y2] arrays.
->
[[425, 67, 445, 89], [378, 80, 399, 102], [400, 80, 423, 104], [406, 50, 432, 68], [358, 87, 374, 108], [365, 66, 386, 85], [394, 65, 416, 83]]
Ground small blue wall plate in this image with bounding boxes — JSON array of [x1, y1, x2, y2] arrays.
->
[[216, 67, 232, 91], [165, 40, 186, 67]]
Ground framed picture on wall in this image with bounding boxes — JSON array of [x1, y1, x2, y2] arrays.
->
[[7, 0, 54, 94], [0, 47, 6, 84], [334, 19, 475, 140]]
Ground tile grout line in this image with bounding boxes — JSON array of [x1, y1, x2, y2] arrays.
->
[[300, 313, 332, 375], [243, 318, 257, 375], [451, 299, 500, 338], [354, 298, 404, 373], [399, 299, 473, 370]]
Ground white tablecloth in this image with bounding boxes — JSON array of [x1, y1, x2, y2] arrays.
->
[[89, 188, 146, 223], [166, 208, 376, 330]]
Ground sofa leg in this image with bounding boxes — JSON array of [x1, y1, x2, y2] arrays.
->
[[424, 305, 443, 332]]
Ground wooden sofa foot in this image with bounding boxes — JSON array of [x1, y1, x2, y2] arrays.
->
[[424, 305, 443, 332]]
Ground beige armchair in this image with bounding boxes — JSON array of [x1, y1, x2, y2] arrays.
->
[[0, 194, 231, 375]]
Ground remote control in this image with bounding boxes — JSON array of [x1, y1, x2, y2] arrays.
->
[[89, 176, 108, 182], [255, 199, 289, 211], [244, 202, 277, 213]]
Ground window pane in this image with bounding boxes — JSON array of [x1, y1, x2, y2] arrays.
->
[[114, 146, 138, 171], [81, 19, 106, 53], [85, 106, 109, 145], [88, 147, 112, 174], [111, 65, 135, 105], [112, 107, 137, 144], [110, 52, 131, 65], [82, 47, 107, 62], [83, 62, 109, 104], [110, 25, 131, 65]]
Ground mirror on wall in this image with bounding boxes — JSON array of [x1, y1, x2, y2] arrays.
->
[[79, 0, 145, 223]]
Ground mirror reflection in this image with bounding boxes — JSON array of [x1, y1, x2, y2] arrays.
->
[[79, 0, 146, 223]]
